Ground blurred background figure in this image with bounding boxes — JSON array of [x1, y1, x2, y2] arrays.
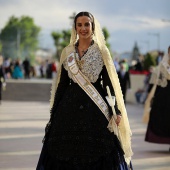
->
[[117, 63, 131, 103], [135, 66, 154, 104], [119, 59, 129, 72], [156, 51, 164, 65], [113, 57, 120, 72], [30, 65, 36, 78], [22, 57, 30, 79], [45, 59, 52, 79], [3, 57, 11, 79], [143, 46, 170, 147], [51, 60, 57, 79], [12, 60, 23, 79], [0, 55, 6, 104], [39, 61, 46, 78], [134, 55, 144, 72]]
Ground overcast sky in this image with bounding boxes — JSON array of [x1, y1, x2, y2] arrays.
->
[[0, 0, 170, 54]]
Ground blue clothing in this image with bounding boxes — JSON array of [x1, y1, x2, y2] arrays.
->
[[12, 66, 23, 79]]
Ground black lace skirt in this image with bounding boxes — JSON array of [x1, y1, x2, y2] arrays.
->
[[145, 80, 170, 144], [36, 82, 133, 169], [36, 141, 132, 170]]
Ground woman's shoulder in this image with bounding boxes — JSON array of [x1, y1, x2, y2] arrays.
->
[[60, 44, 75, 63], [63, 44, 74, 53]]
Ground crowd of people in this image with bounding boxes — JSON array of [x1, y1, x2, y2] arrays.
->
[[0, 56, 58, 80]]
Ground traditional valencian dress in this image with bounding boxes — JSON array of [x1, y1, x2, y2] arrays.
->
[[37, 16, 133, 169], [144, 54, 170, 144]]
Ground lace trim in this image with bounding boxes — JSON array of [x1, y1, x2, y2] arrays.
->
[[157, 64, 170, 87], [63, 43, 104, 83]]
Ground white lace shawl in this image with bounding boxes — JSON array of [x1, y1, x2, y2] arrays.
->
[[149, 54, 170, 87], [63, 43, 104, 83]]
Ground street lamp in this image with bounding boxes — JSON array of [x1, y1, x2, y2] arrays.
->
[[148, 32, 160, 51]]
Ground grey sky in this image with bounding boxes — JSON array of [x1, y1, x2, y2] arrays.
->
[[0, 0, 170, 54]]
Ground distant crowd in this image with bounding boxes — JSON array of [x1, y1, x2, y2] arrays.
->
[[0, 56, 58, 80], [0, 51, 164, 106]]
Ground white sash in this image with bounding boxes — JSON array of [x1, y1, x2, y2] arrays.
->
[[67, 52, 110, 121]]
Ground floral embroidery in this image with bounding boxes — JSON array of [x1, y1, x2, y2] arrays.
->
[[63, 43, 104, 83]]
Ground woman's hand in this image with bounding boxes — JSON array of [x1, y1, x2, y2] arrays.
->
[[115, 115, 122, 126]]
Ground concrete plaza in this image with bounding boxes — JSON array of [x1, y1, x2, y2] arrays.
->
[[0, 101, 170, 170]]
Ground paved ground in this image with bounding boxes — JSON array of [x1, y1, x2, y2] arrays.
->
[[0, 101, 169, 170]]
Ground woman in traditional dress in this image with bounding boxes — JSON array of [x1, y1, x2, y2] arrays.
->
[[144, 46, 170, 146], [36, 11, 133, 170]]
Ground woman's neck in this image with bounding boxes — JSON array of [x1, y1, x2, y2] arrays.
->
[[77, 39, 92, 58], [78, 38, 92, 48]]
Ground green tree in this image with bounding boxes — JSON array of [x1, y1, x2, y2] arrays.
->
[[0, 16, 41, 60], [51, 29, 71, 60], [102, 27, 111, 48], [143, 53, 156, 71]]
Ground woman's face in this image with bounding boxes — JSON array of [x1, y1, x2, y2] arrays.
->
[[75, 16, 93, 40]]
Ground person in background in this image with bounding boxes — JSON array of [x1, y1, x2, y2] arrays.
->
[[3, 57, 11, 78], [51, 60, 57, 78], [134, 56, 144, 72], [12, 60, 23, 79], [36, 11, 133, 170], [22, 57, 30, 79], [135, 66, 154, 104], [119, 59, 129, 72], [113, 57, 120, 72], [46, 60, 52, 79], [156, 51, 164, 65], [0, 55, 6, 104], [143, 46, 170, 148], [117, 63, 131, 103], [40, 61, 45, 78]]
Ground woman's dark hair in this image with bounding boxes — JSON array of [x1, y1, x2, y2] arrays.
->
[[74, 11, 95, 31], [168, 46, 170, 53]]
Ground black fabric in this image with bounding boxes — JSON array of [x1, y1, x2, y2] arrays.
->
[[37, 65, 129, 169], [145, 80, 170, 144], [0, 82, 2, 101], [43, 66, 70, 142], [37, 140, 133, 170], [0, 66, 5, 101], [117, 71, 131, 103]]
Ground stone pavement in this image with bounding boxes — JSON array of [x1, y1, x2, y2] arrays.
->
[[0, 101, 169, 170]]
